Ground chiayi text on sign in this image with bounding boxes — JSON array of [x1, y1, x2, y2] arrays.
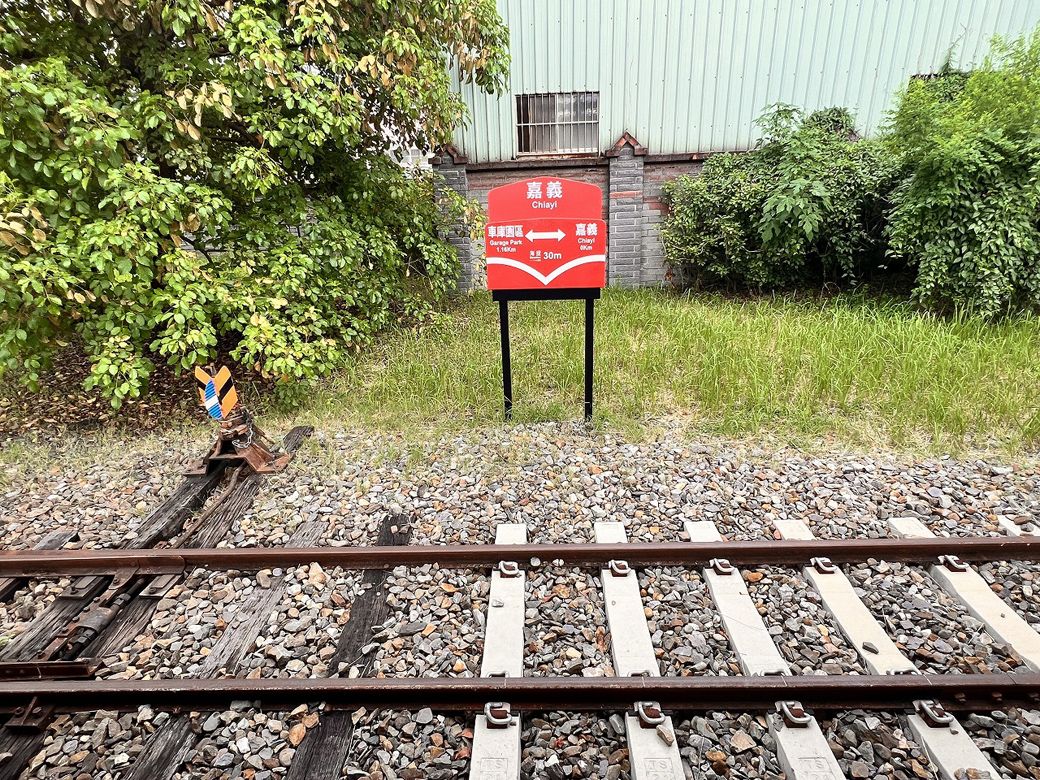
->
[[485, 176, 606, 290]]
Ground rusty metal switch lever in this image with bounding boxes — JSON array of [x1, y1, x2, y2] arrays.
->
[[186, 407, 291, 476]]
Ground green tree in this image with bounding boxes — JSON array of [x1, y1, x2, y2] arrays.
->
[[886, 31, 1040, 316], [0, 0, 507, 404], [662, 106, 898, 290]]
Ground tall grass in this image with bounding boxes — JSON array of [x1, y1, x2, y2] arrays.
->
[[288, 289, 1040, 452]]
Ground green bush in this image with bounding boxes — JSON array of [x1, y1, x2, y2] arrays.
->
[[886, 32, 1040, 316], [662, 106, 899, 289], [0, 0, 506, 405]]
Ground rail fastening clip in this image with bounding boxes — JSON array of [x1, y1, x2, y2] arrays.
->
[[484, 702, 514, 728], [776, 700, 812, 728]]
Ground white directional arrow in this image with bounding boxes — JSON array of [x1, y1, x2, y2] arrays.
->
[[524, 228, 565, 242]]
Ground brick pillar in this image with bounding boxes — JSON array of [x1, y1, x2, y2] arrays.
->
[[606, 133, 647, 288], [431, 145, 476, 292]]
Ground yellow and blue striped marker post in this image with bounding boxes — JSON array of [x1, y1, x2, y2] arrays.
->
[[194, 366, 239, 421]]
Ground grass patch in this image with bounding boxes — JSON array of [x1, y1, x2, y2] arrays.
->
[[0, 423, 208, 487], [274, 289, 1040, 454]]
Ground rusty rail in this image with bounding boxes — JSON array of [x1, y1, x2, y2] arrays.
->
[[1, 536, 1037, 578], [0, 660, 96, 682], [0, 673, 1037, 714]]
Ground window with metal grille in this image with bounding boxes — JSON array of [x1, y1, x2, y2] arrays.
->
[[516, 92, 599, 155]]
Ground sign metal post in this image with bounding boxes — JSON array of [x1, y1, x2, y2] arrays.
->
[[484, 176, 606, 422], [493, 287, 600, 422]]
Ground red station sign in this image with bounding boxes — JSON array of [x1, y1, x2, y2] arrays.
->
[[485, 176, 606, 290]]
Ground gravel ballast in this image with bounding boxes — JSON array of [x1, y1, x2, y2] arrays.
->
[[4, 423, 1039, 779]]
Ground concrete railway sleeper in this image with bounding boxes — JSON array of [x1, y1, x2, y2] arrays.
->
[[775, 519, 1003, 780], [684, 521, 845, 780]]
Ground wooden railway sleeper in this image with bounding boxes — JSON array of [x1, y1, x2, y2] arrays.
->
[[169, 465, 245, 547]]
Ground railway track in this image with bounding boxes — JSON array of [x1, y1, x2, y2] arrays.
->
[[1, 438, 1039, 780]]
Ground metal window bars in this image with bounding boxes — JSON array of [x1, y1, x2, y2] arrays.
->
[[516, 92, 599, 155]]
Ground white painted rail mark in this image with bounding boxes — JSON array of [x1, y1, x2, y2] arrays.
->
[[889, 516, 1040, 673], [594, 522, 684, 780], [469, 524, 527, 780], [685, 521, 790, 676], [773, 520, 916, 675], [776, 519, 999, 780], [687, 522, 844, 779]]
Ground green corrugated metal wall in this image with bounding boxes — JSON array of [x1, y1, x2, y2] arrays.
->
[[451, 0, 1040, 162]]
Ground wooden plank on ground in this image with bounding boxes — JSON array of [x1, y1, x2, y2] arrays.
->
[[284, 513, 411, 780], [88, 427, 313, 657], [0, 467, 226, 663], [128, 466, 227, 550], [0, 473, 224, 780], [0, 427, 311, 780], [125, 519, 328, 780], [201, 520, 325, 675]]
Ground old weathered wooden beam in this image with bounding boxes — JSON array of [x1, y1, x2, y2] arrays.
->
[[285, 513, 411, 780]]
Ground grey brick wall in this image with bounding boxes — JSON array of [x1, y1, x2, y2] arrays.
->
[[433, 155, 475, 291], [607, 146, 644, 288], [642, 159, 704, 286]]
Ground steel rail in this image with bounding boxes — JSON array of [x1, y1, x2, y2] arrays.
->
[[0, 674, 1038, 714], [0, 536, 1038, 578]]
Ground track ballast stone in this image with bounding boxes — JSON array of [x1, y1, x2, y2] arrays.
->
[[5, 423, 1040, 779]]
